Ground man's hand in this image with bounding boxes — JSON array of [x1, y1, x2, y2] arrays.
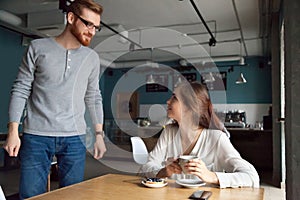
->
[[93, 135, 106, 159], [3, 130, 21, 157]]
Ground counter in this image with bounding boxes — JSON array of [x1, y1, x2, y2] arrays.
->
[[228, 128, 273, 172]]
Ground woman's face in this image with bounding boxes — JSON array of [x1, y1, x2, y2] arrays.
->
[[166, 90, 182, 123]]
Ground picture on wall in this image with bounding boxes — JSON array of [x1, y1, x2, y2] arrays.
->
[[181, 73, 197, 82], [173, 72, 197, 89], [201, 72, 227, 90], [146, 74, 168, 92], [116, 92, 139, 119]]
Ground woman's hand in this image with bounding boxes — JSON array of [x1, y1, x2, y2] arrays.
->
[[156, 157, 182, 178], [185, 159, 219, 185]]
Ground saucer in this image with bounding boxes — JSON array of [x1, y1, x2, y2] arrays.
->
[[141, 180, 168, 188], [176, 178, 206, 188]]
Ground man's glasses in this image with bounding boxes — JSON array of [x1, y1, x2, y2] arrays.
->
[[74, 13, 101, 32]]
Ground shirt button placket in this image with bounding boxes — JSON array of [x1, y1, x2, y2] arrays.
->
[[66, 51, 71, 73]]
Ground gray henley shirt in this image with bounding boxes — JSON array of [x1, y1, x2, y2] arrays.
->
[[8, 37, 104, 136]]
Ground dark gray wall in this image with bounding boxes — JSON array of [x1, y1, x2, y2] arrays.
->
[[271, 12, 282, 187], [284, 0, 300, 199], [0, 27, 26, 132]]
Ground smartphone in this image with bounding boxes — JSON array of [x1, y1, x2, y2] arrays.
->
[[188, 190, 212, 200]]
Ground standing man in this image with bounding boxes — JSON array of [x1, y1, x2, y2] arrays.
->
[[3, 0, 106, 199]]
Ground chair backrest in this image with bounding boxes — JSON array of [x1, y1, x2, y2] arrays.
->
[[0, 186, 6, 200], [130, 137, 149, 165]]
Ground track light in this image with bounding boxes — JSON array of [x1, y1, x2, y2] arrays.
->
[[129, 42, 135, 51], [203, 72, 215, 83], [239, 57, 245, 65], [179, 59, 188, 66], [174, 76, 183, 87], [236, 73, 247, 84], [146, 74, 156, 84]]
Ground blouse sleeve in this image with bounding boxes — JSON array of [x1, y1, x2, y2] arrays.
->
[[140, 128, 170, 177], [214, 134, 260, 188]]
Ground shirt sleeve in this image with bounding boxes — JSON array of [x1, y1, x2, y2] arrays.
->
[[214, 134, 260, 188], [85, 54, 103, 125], [8, 44, 35, 123]]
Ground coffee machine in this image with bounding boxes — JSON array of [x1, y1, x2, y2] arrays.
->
[[224, 110, 246, 128]]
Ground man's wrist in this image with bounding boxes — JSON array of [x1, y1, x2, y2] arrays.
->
[[7, 122, 19, 132], [95, 130, 105, 138]]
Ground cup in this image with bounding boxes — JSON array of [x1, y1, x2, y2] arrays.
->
[[255, 121, 264, 130], [178, 155, 198, 174]]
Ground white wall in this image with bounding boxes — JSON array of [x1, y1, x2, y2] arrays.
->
[[140, 103, 271, 126]]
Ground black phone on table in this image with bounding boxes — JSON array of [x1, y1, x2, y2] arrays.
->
[[188, 190, 212, 200]]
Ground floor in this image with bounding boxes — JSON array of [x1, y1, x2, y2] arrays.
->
[[261, 183, 286, 200], [0, 153, 286, 200]]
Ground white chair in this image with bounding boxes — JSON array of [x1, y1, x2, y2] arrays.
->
[[0, 186, 6, 200], [130, 137, 149, 165]]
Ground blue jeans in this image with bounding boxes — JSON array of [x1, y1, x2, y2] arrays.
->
[[19, 133, 86, 200]]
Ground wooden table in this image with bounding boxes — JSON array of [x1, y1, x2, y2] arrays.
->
[[27, 174, 264, 200]]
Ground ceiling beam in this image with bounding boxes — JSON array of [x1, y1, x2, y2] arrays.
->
[[232, 0, 248, 56], [188, 0, 217, 46]]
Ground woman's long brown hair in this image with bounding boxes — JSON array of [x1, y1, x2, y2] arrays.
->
[[176, 81, 224, 131]]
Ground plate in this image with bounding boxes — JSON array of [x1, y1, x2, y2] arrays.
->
[[141, 180, 168, 188], [175, 179, 206, 188]]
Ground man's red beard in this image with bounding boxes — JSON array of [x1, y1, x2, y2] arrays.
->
[[70, 25, 93, 46]]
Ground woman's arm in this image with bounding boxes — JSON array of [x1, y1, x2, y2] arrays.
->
[[186, 132, 259, 188], [141, 127, 179, 177], [214, 134, 260, 188]]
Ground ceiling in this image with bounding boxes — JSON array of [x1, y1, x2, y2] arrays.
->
[[0, 0, 278, 67]]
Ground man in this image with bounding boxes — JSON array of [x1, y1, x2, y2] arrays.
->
[[3, 0, 106, 199]]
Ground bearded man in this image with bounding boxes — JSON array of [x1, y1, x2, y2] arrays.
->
[[3, 1, 106, 199]]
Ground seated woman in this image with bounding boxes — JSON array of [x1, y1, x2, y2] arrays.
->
[[141, 81, 259, 188]]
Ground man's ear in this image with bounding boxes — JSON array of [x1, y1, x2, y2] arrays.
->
[[67, 12, 75, 25]]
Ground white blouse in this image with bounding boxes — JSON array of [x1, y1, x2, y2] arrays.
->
[[141, 125, 260, 188]]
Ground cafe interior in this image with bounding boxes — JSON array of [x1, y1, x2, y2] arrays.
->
[[0, 0, 299, 199]]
